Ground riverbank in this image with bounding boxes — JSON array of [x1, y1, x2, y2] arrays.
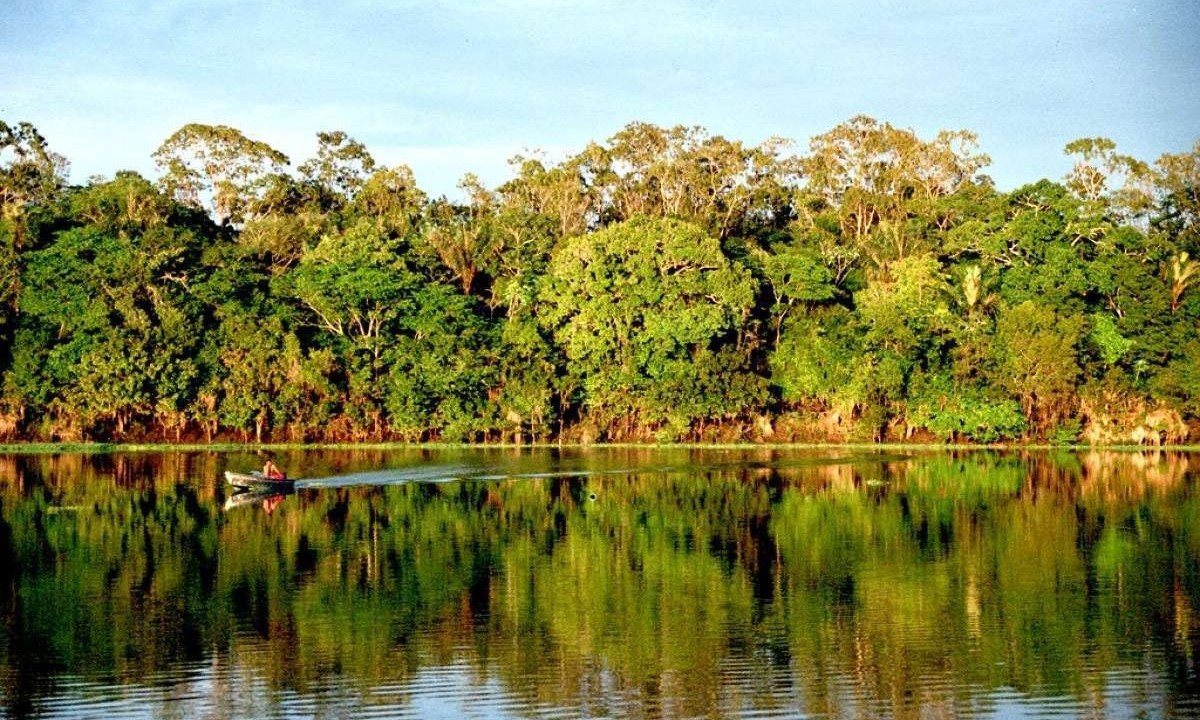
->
[[1, 440, 1198, 455]]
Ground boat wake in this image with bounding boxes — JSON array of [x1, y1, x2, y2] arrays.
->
[[292, 465, 639, 488], [289, 453, 911, 490]]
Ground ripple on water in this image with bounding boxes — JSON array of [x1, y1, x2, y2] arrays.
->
[[10, 642, 1199, 719], [349, 661, 550, 719], [33, 667, 221, 719]]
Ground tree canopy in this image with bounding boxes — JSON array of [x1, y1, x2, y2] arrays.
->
[[0, 117, 1197, 444]]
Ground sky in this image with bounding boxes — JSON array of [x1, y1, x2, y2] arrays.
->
[[2, 0, 1198, 197]]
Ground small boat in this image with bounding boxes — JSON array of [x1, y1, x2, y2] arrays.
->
[[225, 470, 294, 491]]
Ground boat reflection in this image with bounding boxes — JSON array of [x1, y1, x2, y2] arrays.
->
[[223, 487, 294, 513]]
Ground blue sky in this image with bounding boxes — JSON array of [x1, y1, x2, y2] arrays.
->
[[3, 0, 1198, 197]]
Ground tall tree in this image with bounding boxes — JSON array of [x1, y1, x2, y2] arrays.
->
[[0, 120, 68, 224], [1063, 137, 1153, 217], [1153, 140, 1200, 252], [153, 123, 289, 225], [419, 175, 498, 296], [500, 148, 605, 237], [799, 116, 990, 269], [603, 123, 797, 238], [541, 216, 760, 437], [298, 130, 377, 204], [350, 165, 427, 238]]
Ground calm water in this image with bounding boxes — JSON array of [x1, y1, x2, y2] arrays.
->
[[0, 448, 1197, 719]]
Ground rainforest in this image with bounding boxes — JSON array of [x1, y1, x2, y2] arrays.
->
[[0, 118, 1197, 445]]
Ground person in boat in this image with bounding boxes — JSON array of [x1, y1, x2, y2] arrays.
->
[[262, 458, 287, 481]]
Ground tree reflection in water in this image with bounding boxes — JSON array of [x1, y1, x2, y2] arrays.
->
[[0, 448, 1194, 718]]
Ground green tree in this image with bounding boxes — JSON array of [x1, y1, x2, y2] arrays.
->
[[1152, 140, 1200, 253], [770, 308, 860, 408], [800, 115, 990, 269], [381, 284, 497, 441], [419, 176, 498, 296], [855, 254, 951, 357], [6, 174, 213, 439], [541, 216, 759, 437], [239, 173, 331, 272], [282, 221, 424, 436], [1063, 137, 1153, 221], [350, 165, 427, 238], [214, 313, 294, 442], [298, 130, 377, 203], [757, 243, 835, 346], [153, 123, 289, 225], [989, 301, 1084, 434], [601, 122, 797, 239], [500, 149, 603, 238], [0, 119, 68, 225]]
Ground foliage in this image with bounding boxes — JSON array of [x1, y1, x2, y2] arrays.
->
[[152, 123, 289, 225], [908, 380, 1027, 443], [1089, 312, 1134, 367], [0, 115, 1197, 443], [540, 216, 760, 437], [770, 308, 859, 405]]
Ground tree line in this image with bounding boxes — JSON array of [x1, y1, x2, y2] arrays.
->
[[0, 117, 1197, 443]]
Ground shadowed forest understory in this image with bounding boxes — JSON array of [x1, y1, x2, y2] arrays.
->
[[0, 117, 1198, 444]]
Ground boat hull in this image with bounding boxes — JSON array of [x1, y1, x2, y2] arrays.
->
[[225, 470, 294, 491]]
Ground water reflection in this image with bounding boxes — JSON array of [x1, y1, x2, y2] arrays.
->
[[224, 489, 293, 513], [0, 448, 1196, 718]]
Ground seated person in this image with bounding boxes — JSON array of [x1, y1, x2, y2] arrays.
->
[[262, 459, 286, 480]]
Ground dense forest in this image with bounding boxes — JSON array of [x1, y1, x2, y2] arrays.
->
[[0, 117, 1197, 444]]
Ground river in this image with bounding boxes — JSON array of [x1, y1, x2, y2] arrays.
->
[[0, 447, 1196, 718]]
